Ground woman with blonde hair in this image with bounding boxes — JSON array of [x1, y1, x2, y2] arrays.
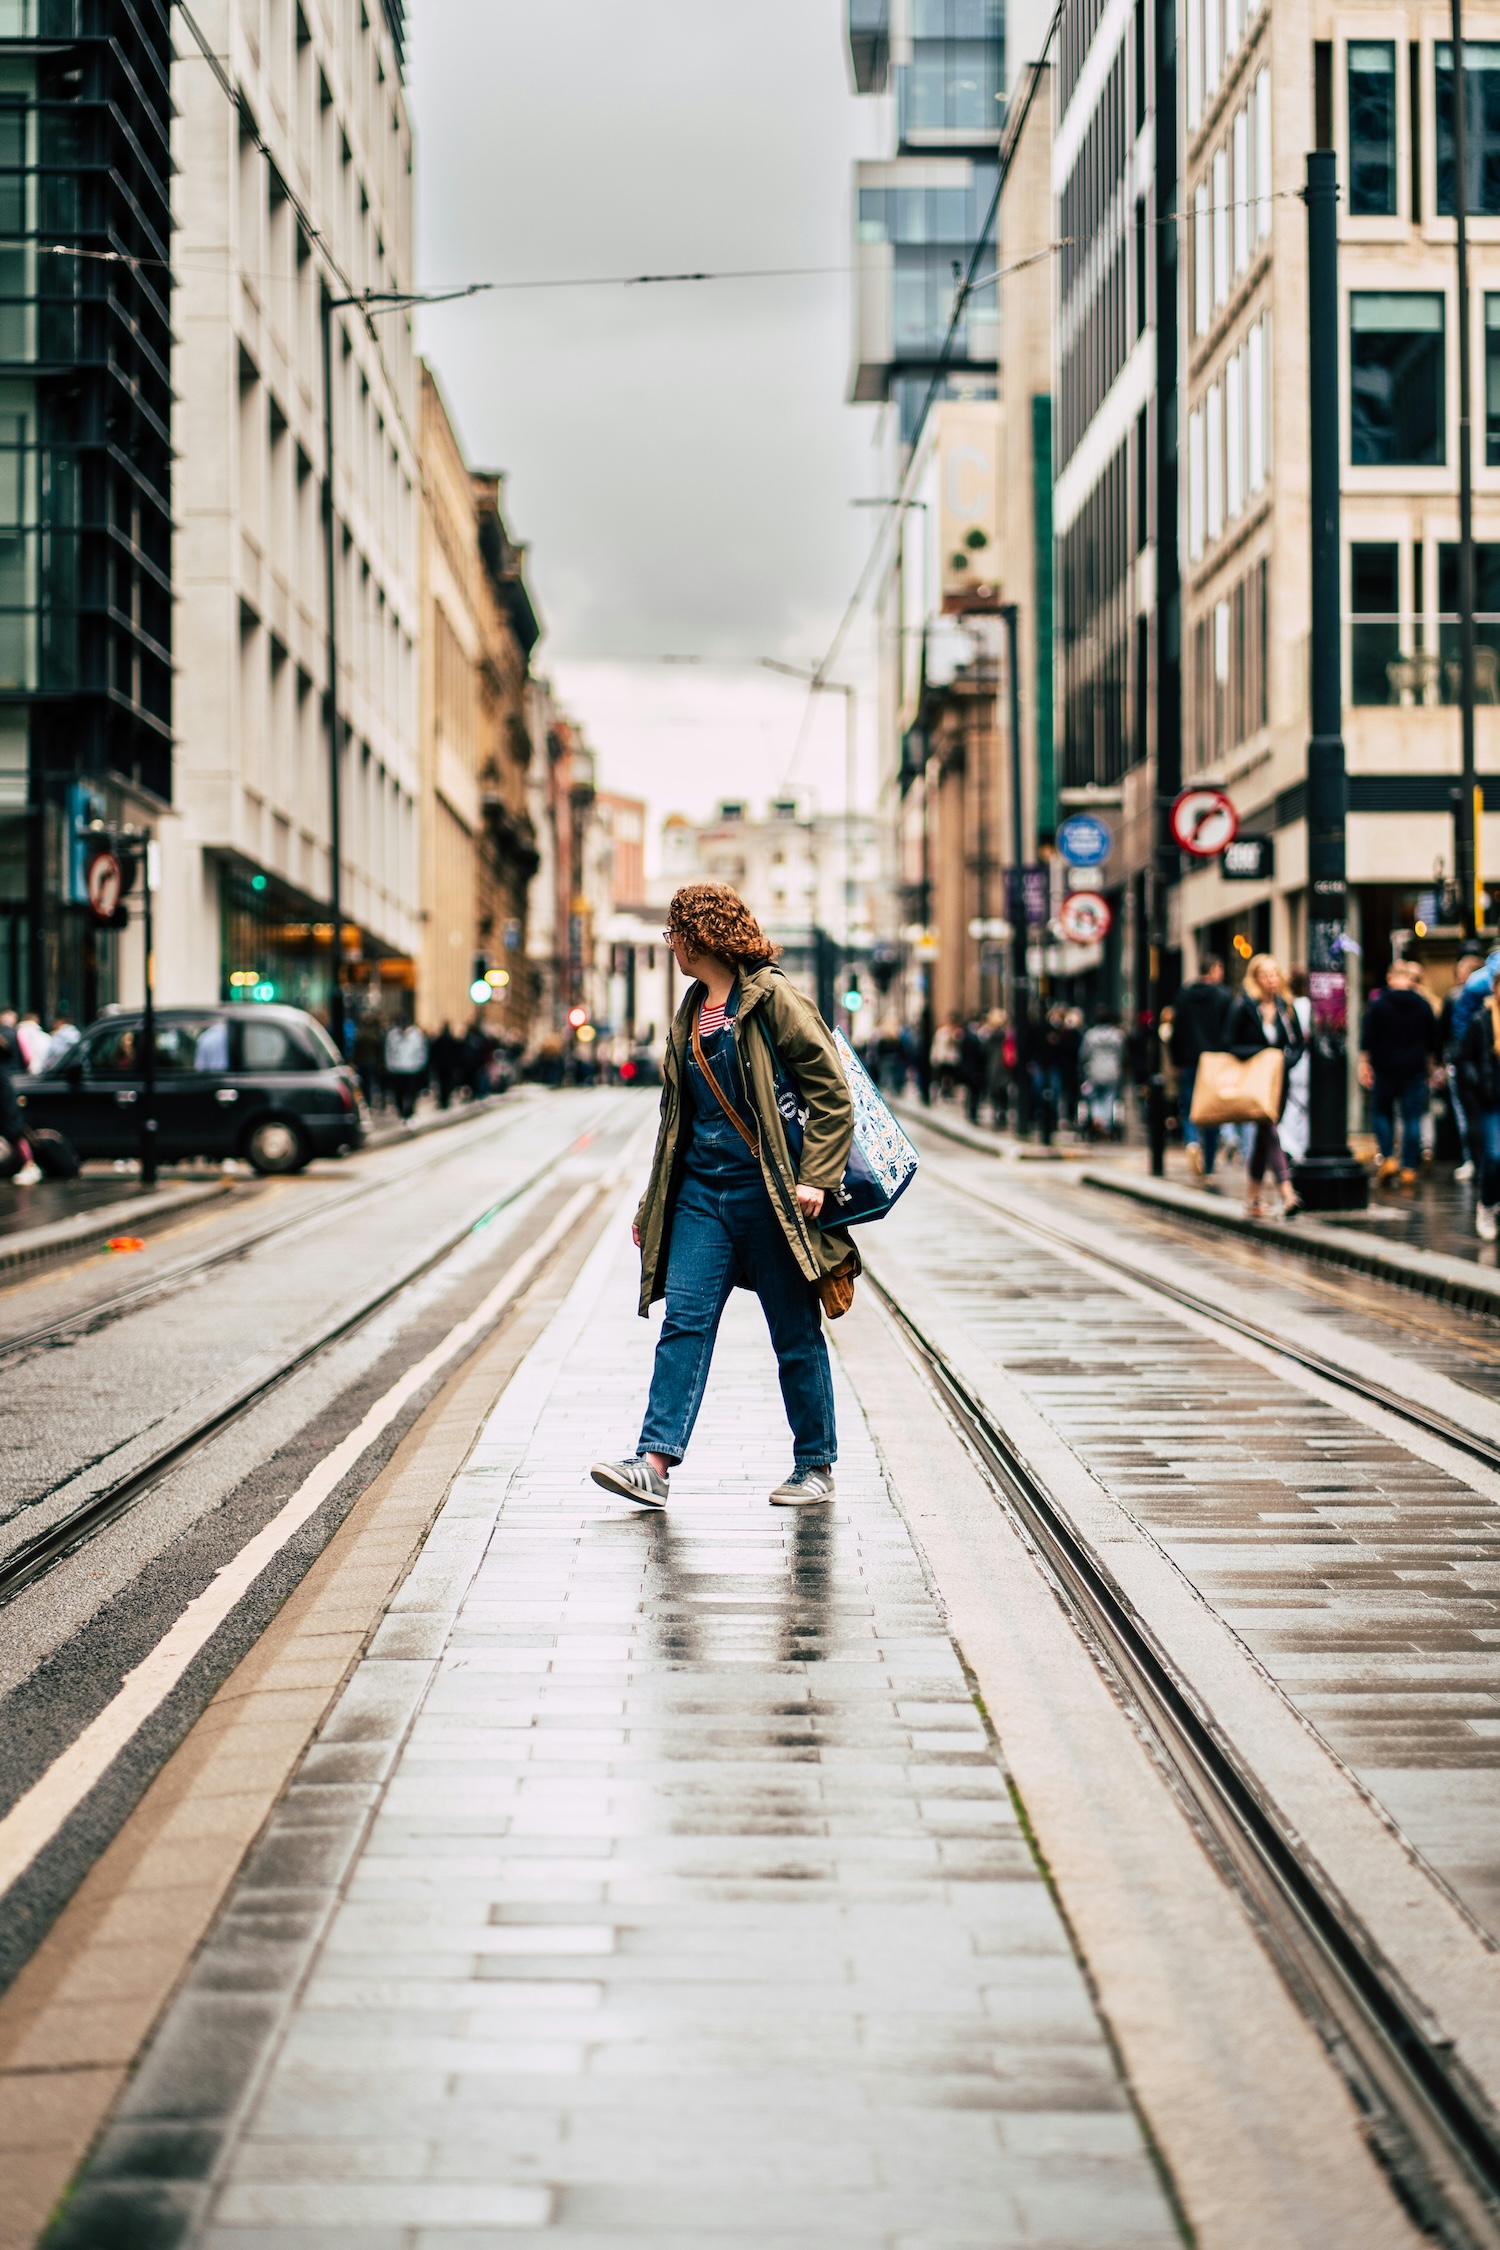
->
[[591, 883, 858, 1510], [1225, 952, 1306, 1217]]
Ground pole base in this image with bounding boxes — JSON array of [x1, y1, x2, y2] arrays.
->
[[1289, 1153, 1369, 1211]]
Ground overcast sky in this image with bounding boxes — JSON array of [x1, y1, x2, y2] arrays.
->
[[406, 0, 889, 865]]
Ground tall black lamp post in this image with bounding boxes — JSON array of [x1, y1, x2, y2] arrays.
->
[[1294, 151, 1369, 1211], [1450, 0, 1481, 936]]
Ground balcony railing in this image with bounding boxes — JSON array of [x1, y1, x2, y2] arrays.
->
[[1349, 616, 1500, 705]]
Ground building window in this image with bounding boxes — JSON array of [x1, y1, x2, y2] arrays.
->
[[1233, 106, 1249, 273], [1226, 349, 1243, 518], [1213, 146, 1228, 305], [1350, 542, 1400, 703], [1255, 68, 1272, 239], [1348, 42, 1398, 215], [1436, 42, 1500, 215], [1194, 182, 1210, 335], [1349, 292, 1445, 465], [1188, 407, 1205, 560], [1485, 294, 1500, 463], [1248, 319, 1266, 490], [1207, 381, 1223, 539], [1438, 542, 1500, 699]]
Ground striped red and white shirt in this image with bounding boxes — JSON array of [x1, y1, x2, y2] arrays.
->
[[698, 997, 730, 1038]]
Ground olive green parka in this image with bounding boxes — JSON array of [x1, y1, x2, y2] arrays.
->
[[634, 963, 860, 1317]]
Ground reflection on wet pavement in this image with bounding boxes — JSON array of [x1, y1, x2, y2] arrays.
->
[[55, 1224, 1178, 2247]]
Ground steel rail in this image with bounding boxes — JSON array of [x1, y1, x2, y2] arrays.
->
[[0, 1092, 568, 1372], [868, 1268, 1500, 2249], [0, 1129, 614, 1606], [931, 1163, 1500, 1478]]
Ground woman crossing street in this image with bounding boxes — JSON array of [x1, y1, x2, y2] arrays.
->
[[591, 883, 859, 1511]]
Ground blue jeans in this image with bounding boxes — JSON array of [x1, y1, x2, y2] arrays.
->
[[1480, 1109, 1500, 1210], [639, 1168, 837, 1470], [1180, 1058, 1220, 1173], [1372, 1075, 1427, 1170]]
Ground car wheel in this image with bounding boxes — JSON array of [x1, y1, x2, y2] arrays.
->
[[243, 1116, 309, 1175]]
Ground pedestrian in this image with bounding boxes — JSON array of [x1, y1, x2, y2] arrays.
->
[[1278, 970, 1314, 1166], [929, 1013, 962, 1102], [1078, 1011, 1126, 1138], [429, 1021, 464, 1109], [1457, 980, 1500, 1240], [1359, 957, 1440, 1189], [383, 1019, 429, 1122], [13, 1010, 47, 1069], [958, 1015, 987, 1126], [982, 1008, 1011, 1131], [1441, 951, 1483, 1181], [352, 1010, 385, 1110], [0, 1022, 40, 1184], [1226, 953, 1306, 1218], [590, 882, 857, 1512], [1170, 953, 1233, 1177], [37, 1013, 79, 1072]]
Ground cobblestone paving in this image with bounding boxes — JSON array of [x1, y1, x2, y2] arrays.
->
[[873, 1168, 1500, 1941], [60, 1218, 1179, 2249]]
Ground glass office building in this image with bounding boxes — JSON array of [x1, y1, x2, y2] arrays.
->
[[0, 0, 171, 1024], [847, 0, 1001, 437]]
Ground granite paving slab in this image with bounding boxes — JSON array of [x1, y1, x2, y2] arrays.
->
[[49, 1214, 1180, 2247]]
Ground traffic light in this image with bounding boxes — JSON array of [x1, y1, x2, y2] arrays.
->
[[470, 954, 492, 1005]]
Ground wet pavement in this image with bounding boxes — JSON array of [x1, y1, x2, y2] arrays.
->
[[54, 1206, 1180, 2248], [873, 1142, 1500, 1945]]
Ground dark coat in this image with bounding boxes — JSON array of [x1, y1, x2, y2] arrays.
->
[[1170, 978, 1232, 1067], [1458, 998, 1500, 1114], [634, 964, 859, 1317], [1225, 990, 1305, 1120], [1359, 986, 1439, 1086]]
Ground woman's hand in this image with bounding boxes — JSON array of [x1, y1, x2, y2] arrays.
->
[[795, 1183, 825, 1220], [631, 1221, 642, 1247]]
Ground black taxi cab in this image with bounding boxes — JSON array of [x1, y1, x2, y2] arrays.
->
[[19, 1004, 365, 1173]]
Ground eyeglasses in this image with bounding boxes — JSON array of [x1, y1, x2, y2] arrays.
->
[[661, 930, 675, 945]]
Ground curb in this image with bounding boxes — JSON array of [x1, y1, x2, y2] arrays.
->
[[0, 1181, 234, 1279], [1077, 1165, 1500, 1316]]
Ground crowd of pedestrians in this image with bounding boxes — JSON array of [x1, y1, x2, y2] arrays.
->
[[350, 1015, 519, 1120]]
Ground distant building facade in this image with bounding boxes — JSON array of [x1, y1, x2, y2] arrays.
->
[[0, 0, 173, 1025], [165, 0, 420, 1020]]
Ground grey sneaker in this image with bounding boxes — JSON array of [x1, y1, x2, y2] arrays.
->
[[591, 1454, 669, 1508], [769, 1465, 835, 1507]]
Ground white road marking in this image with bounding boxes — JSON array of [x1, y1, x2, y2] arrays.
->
[[0, 1176, 614, 1903]]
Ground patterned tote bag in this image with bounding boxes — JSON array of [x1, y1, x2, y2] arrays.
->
[[762, 1020, 919, 1227]]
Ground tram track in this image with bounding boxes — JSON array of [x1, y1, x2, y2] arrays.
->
[[925, 1157, 1500, 1479], [0, 1089, 557, 1371], [869, 1265, 1500, 2249], [0, 1113, 619, 1606]]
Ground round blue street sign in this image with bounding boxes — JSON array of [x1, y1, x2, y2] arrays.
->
[[1056, 812, 1113, 867]]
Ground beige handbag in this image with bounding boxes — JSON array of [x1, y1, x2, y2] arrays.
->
[[1190, 1047, 1285, 1127]]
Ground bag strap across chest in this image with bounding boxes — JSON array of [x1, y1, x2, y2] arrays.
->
[[690, 1004, 760, 1160]]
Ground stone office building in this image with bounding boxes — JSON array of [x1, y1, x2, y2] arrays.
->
[[165, 0, 420, 1022], [1177, 0, 1500, 988]]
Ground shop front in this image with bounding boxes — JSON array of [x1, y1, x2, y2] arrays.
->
[[219, 864, 415, 1034]]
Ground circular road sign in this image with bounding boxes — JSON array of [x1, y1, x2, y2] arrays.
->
[[1056, 811, 1113, 867], [1170, 787, 1239, 857], [1058, 890, 1112, 944], [86, 849, 123, 920]]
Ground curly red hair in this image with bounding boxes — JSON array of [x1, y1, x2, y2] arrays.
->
[[666, 883, 780, 969]]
